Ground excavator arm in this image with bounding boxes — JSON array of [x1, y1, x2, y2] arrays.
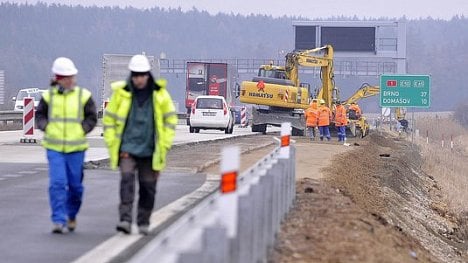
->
[[285, 45, 336, 108], [344, 83, 380, 105]]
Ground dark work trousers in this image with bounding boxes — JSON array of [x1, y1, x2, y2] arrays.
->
[[119, 154, 159, 226]]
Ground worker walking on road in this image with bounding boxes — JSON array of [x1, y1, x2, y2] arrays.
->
[[36, 57, 97, 234], [317, 99, 331, 141], [334, 102, 348, 142], [305, 99, 319, 141], [103, 54, 177, 235]]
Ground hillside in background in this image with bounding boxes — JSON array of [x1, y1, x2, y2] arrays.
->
[[0, 2, 467, 112]]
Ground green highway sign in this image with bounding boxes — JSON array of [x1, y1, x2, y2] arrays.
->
[[380, 75, 431, 108]]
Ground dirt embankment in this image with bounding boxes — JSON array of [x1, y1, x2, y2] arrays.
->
[[271, 132, 467, 263]]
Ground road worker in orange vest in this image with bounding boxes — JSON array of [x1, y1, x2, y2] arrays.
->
[[305, 99, 319, 141], [317, 99, 331, 141], [334, 101, 348, 142], [348, 102, 362, 120]]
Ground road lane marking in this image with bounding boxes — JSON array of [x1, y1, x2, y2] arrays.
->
[[73, 141, 276, 263], [2, 174, 22, 178], [72, 180, 218, 263], [18, 171, 38, 175]]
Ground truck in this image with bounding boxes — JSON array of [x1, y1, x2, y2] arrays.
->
[[12, 88, 46, 111], [185, 62, 236, 123], [101, 53, 158, 114]]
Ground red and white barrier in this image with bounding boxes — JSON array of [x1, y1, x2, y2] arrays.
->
[[284, 89, 289, 103], [21, 97, 36, 143], [240, 106, 247, 127]]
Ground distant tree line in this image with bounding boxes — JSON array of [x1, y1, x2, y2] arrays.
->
[[0, 2, 467, 111]]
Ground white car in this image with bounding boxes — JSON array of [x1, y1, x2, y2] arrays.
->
[[189, 96, 234, 134]]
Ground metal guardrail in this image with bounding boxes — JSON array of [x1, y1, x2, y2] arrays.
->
[[0, 111, 22, 123], [127, 124, 296, 263], [0, 110, 186, 127]]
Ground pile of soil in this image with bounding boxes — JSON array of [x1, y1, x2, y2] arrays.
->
[[271, 132, 467, 262]]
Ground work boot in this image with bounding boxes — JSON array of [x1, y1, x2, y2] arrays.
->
[[52, 224, 64, 234], [67, 219, 77, 232], [138, 225, 150, 235], [116, 221, 131, 234], [320, 137, 324, 141]]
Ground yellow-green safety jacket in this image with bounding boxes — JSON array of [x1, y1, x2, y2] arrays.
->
[[42, 86, 92, 153], [103, 79, 177, 171]]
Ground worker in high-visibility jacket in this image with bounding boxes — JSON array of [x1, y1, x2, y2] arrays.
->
[[103, 54, 178, 235], [334, 102, 348, 142], [305, 99, 319, 141], [317, 99, 331, 141], [348, 102, 362, 120], [36, 57, 97, 234]]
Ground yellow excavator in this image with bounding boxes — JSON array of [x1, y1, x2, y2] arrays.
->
[[342, 83, 379, 137], [343, 83, 407, 136], [240, 45, 337, 135]]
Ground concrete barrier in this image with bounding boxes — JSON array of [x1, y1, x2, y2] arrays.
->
[[127, 122, 295, 263]]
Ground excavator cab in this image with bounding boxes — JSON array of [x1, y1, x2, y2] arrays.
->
[[257, 67, 287, 79]]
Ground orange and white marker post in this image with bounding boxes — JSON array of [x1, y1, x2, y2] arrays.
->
[[279, 122, 291, 159], [240, 106, 247, 128], [20, 97, 36, 143], [218, 146, 240, 238]]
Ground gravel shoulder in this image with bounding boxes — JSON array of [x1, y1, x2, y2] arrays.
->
[[271, 132, 467, 263]]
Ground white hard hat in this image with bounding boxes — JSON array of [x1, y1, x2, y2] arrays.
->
[[128, 54, 151, 72], [52, 57, 78, 76]]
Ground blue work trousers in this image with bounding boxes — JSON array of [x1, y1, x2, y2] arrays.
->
[[47, 150, 85, 225], [319, 126, 331, 141], [336, 126, 347, 141]]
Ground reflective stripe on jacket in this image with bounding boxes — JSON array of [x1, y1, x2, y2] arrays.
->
[[103, 79, 178, 171], [317, 105, 331, 126], [334, 105, 348, 126], [41, 86, 91, 153]]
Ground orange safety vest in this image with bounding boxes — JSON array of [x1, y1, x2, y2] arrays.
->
[[317, 105, 331, 126], [305, 107, 319, 127], [334, 105, 348, 126], [349, 104, 362, 115]]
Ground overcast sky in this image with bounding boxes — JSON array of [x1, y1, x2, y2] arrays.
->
[[3, 0, 468, 19]]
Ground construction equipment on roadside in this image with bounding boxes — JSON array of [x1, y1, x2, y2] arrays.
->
[[342, 83, 379, 137], [239, 45, 337, 135], [343, 83, 407, 137]]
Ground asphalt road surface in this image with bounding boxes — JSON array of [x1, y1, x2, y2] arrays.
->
[[0, 164, 205, 263]]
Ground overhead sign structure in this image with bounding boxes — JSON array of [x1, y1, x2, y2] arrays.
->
[[380, 74, 431, 108]]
